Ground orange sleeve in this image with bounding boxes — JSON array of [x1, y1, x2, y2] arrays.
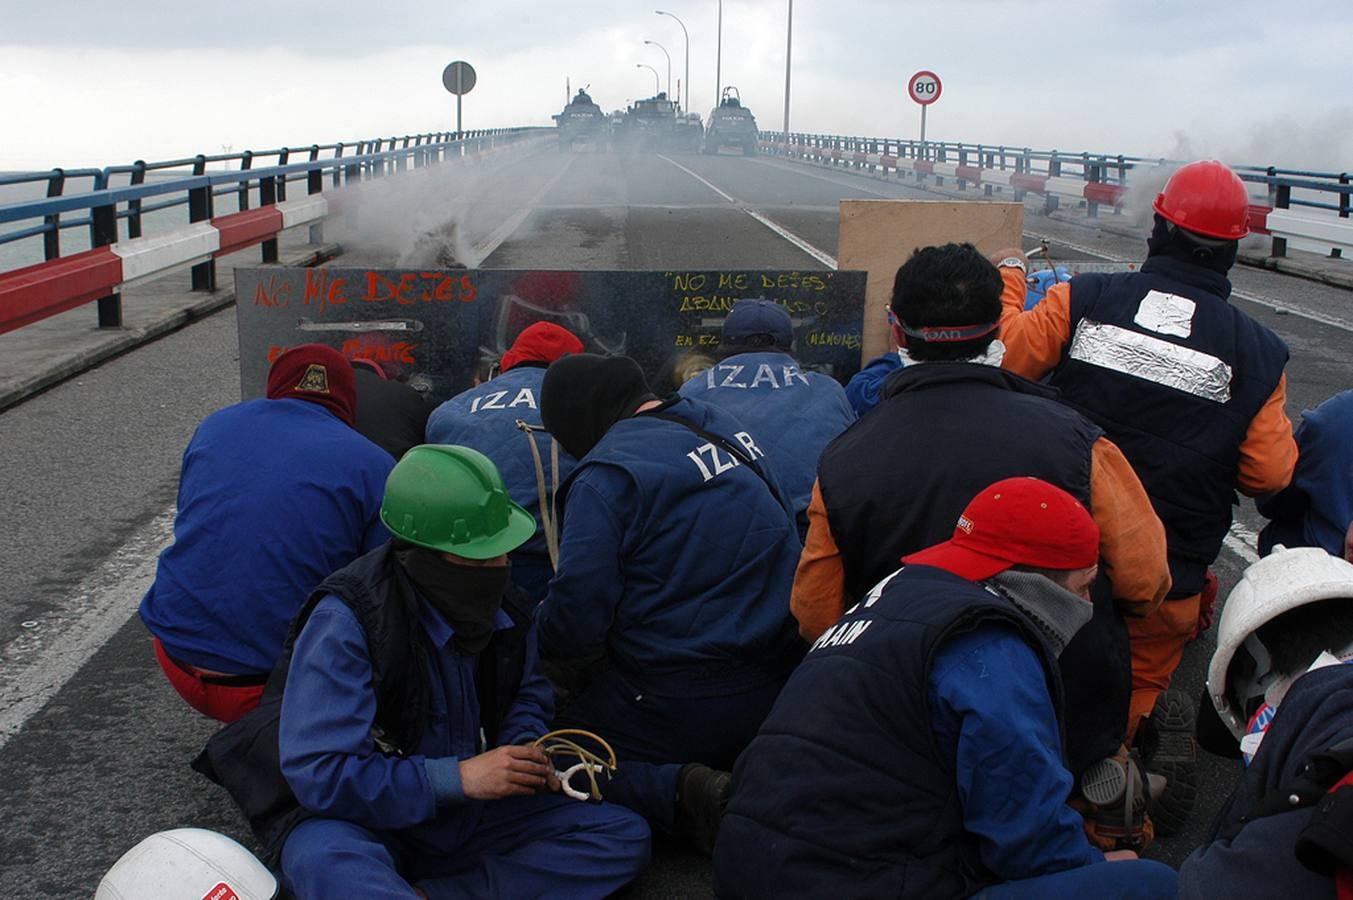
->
[[997, 269, 1073, 381], [1237, 373, 1298, 496], [790, 480, 849, 641], [1090, 437, 1172, 616]]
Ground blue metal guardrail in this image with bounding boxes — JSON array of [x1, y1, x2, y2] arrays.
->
[[761, 131, 1352, 258], [0, 128, 545, 284]]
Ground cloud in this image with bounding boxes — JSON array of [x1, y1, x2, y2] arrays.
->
[[1, 0, 1350, 171]]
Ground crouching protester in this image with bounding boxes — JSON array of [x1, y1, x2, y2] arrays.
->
[[140, 343, 394, 723], [426, 322, 587, 603], [714, 478, 1178, 899], [535, 354, 806, 853], [1179, 546, 1353, 899], [192, 445, 650, 899]]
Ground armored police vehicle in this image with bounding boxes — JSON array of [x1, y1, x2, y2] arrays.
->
[[703, 88, 759, 155], [554, 87, 607, 151], [617, 93, 679, 152]]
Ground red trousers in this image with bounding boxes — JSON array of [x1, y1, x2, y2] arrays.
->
[[153, 638, 265, 723], [1126, 594, 1201, 734]]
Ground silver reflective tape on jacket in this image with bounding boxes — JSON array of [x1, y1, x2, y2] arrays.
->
[[1068, 320, 1233, 403]]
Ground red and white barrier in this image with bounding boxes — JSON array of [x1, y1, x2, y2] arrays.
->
[[0, 196, 326, 335], [770, 138, 1353, 258]]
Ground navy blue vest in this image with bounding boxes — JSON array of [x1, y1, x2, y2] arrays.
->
[[192, 544, 530, 866], [819, 363, 1100, 600], [1048, 257, 1288, 596], [715, 564, 1062, 899], [678, 350, 857, 534], [558, 396, 804, 686]]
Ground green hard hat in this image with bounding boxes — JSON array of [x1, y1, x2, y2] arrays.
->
[[380, 444, 537, 560]]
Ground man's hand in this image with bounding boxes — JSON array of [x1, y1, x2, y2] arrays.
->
[[458, 745, 554, 800], [1344, 520, 1353, 563], [1104, 849, 1140, 862]]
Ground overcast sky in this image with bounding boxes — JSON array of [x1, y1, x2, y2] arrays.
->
[[2, 0, 1350, 171]]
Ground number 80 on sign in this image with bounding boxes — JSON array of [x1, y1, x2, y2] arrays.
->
[[908, 71, 942, 106]]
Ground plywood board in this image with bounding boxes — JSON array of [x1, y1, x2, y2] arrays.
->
[[838, 200, 1024, 361]]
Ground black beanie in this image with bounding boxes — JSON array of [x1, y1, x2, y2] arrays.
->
[[541, 354, 658, 460]]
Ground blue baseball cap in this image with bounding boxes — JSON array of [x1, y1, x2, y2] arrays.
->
[[721, 299, 794, 347]]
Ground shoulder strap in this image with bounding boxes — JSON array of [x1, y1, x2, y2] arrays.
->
[[643, 410, 791, 515]]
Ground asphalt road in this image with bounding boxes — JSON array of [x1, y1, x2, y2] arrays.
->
[[2, 145, 1352, 897]]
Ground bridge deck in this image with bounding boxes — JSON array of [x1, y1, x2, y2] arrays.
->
[[2, 147, 1351, 897]]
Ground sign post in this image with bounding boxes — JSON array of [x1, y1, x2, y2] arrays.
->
[[907, 70, 942, 146], [442, 61, 478, 137]]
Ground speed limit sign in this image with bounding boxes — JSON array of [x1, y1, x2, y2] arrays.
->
[[908, 71, 942, 106]]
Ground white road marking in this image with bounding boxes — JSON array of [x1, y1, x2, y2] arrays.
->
[[0, 508, 175, 752], [660, 155, 839, 269], [1223, 521, 1262, 565], [468, 155, 576, 266]]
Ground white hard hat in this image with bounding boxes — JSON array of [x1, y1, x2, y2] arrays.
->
[[95, 828, 277, 900], [1208, 546, 1353, 739]]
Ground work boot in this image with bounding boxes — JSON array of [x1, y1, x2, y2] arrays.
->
[[675, 763, 731, 855], [1140, 688, 1199, 836]]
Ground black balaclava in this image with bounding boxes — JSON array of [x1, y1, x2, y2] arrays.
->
[[395, 542, 508, 655], [540, 354, 658, 460], [1146, 213, 1238, 275]]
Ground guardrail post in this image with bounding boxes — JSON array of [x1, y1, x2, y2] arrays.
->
[[259, 170, 279, 264], [276, 148, 289, 202], [189, 155, 216, 292], [1087, 158, 1102, 219], [1335, 173, 1349, 259], [345, 143, 361, 185], [238, 151, 253, 212], [90, 173, 121, 327], [1268, 168, 1288, 258], [1114, 155, 1126, 215], [42, 168, 65, 261], [128, 161, 147, 238], [308, 146, 324, 244], [1045, 151, 1061, 215]]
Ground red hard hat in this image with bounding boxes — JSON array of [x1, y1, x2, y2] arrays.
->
[[1153, 160, 1251, 240]]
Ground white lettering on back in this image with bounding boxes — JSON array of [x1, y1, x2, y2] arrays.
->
[[469, 390, 509, 413], [507, 388, 537, 409]]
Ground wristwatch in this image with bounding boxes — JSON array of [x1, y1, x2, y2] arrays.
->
[[998, 256, 1027, 274]]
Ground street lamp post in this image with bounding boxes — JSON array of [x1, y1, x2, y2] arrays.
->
[[783, 0, 792, 136], [715, 0, 723, 110], [637, 63, 661, 97], [655, 10, 689, 113], [644, 39, 672, 100]]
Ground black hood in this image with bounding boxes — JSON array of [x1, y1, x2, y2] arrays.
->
[[540, 354, 658, 459], [1146, 212, 1238, 275]]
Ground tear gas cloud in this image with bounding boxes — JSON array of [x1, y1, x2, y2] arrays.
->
[[322, 137, 553, 268]]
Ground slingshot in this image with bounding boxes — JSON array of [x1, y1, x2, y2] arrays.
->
[[532, 729, 618, 802]]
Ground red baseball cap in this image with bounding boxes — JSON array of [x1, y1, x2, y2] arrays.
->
[[500, 322, 584, 373], [902, 477, 1100, 582], [265, 343, 356, 425]]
